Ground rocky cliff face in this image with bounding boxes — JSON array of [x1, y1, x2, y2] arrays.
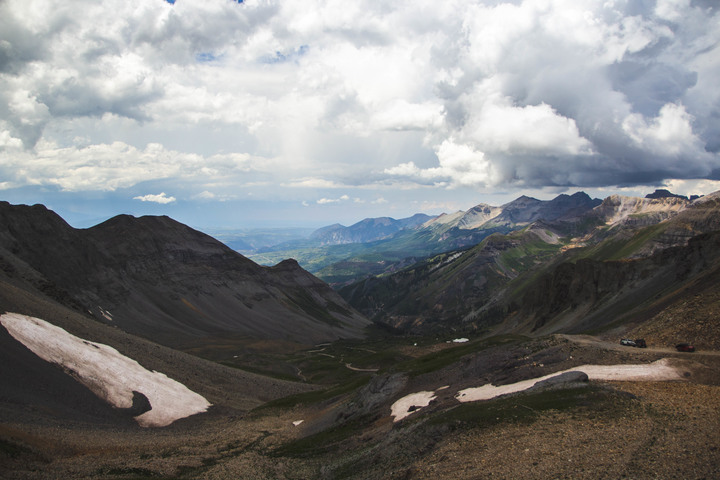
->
[[0, 202, 370, 347], [592, 194, 689, 228], [515, 231, 720, 334], [580, 192, 720, 258]]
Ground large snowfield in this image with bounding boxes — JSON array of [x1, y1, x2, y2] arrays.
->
[[0, 313, 211, 427]]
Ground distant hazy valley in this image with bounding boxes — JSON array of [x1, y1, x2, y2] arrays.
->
[[1, 189, 719, 479]]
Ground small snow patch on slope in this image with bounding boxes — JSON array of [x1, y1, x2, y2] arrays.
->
[[391, 386, 449, 422], [0, 313, 211, 427]]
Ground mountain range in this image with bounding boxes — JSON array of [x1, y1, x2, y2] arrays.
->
[[1, 191, 719, 478], [340, 191, 720, 341], [249, 191, 603, 286]]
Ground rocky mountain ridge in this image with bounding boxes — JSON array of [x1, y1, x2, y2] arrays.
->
[[341, 191, 720, 341], [422, 192, 601, 232]]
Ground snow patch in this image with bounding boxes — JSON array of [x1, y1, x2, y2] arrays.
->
[[391, 386, 448, 422], [452, 338, 469, 343], [0, 313, 211, 427], [429, 251, 464, 273], [456, 359, 683, 403], [99, 307, 113, 321], [292, 420, 304, 427]]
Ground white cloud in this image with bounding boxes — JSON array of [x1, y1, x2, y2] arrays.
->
[[286, 178, 344, 189], [0, 139, 264, 192], [192, 190, 238, 202], [462, 97, 593, 156], [371, 100, 443, 132], [661, 179, 720, 198], [622, 103, 703, 156], [195, 191, 216, 200], [386, 140, 500, 188], [133, 192, 176, 204], [0, 129, 23, 150], [317, 194, 349, 204], [655, 0, 691, 22]]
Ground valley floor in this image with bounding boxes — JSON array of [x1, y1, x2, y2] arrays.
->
[[2, 336, 719, 479]]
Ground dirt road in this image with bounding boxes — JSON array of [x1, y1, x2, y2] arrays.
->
[[558, 333, 720, 356]]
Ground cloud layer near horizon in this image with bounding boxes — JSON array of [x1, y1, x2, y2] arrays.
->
[[1, 0, 719, 225]]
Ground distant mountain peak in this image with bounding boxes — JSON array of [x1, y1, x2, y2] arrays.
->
[[645, 189, 688, 200], [504, 195, 540, 206], [309, 213, 434, 245]]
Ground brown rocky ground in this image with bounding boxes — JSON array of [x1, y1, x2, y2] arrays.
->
[[409, 381, 720, 480], [2, 335, 719, 479], [0, 338, 720, 479]]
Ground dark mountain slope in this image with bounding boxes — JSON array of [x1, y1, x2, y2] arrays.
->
[[0, 276, 316, 430], [503, 231, 720, 337], [340, 224, 564, 333], [0, 202, 369, 347], [486, 193, 601, 226]]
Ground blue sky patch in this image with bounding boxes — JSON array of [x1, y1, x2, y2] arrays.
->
[[260, 45, 309, 64], [196, 52, 218, 63]]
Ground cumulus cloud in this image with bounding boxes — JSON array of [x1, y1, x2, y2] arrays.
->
[[317, 194, 349, 204], [385, 0, 719, 189], [0, 0, 718, 217], [0, 139, 261, 192], [623, 103, 701, 155], [192, 190, 239, 202], [133, 192, 176, 204]]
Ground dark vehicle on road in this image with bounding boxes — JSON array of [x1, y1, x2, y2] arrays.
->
[[676, 343, 695, 352], [635, 339, 647, 348]]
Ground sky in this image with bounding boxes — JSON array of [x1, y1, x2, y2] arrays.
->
[[1, 0, 719, 230]]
